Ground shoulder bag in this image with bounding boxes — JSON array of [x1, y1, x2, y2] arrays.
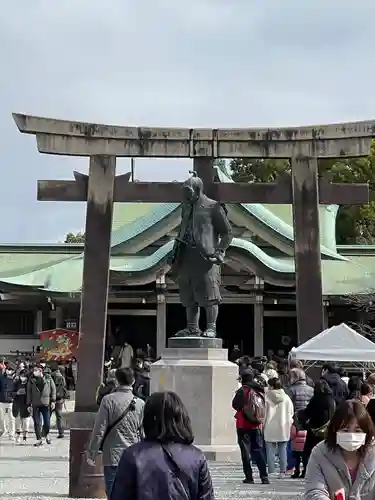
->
[[161, 444, 190, 500], [99, 397, 136, 451]]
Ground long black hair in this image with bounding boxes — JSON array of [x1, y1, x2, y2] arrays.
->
[[143, 391, 194, 445]]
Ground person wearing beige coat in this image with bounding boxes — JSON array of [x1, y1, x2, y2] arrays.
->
[[304, 400, 375, 500]]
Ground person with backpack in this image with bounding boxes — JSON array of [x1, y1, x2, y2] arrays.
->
[[232, 368, 269, 485], [51, 365, 67, 439]]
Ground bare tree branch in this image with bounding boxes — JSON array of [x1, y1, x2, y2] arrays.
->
[[341, 291, 375, 312], [346, 321, 375, 342], [342, 291, 375, 342]]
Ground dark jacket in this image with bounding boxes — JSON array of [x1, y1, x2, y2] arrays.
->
[[110, 441, 214, 500], [279, 372, 290, 388], [171, 195, 232, 265], [52, 370, 67, 401], [133, 371, 150, 401], [322, 372, 349, 405], [12, 379, 30, 418], [286, 380, 314, 414], [27, 376, 56, 407], [299, 392, 336, 430], [96, 379, 117, 406], [279, 373, 314, 389], [0, 374, 15, 403], [232, 381, 264, 429]]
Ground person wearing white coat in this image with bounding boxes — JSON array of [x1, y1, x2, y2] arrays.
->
[[263, 377, 294, 477]]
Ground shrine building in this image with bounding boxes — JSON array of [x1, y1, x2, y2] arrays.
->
[[0, 164, 374, 358]]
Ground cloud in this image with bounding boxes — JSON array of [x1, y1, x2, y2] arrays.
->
[[0, 0, 374, 242]]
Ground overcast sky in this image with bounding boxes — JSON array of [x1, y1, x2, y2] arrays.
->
[[1, 0, 374, 243]]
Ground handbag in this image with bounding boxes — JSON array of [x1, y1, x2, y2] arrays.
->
[[99, 397, 136, 451], [161, 444, 190, 500], [311, 422, 329, 439]]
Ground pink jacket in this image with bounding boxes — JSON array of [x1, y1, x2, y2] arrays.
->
[[290, 424, 307, 452]]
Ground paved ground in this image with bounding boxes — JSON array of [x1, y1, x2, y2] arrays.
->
[[0, 433, 304, 499]]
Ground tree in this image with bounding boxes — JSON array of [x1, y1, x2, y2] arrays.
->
[[342, 292, 375, 343], [213, 159, 227, 171], [65, 232, 85, 243], [229, 158, 290, 183], [229, 143, 375, 244]]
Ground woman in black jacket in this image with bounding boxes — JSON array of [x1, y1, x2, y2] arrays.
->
[[347, 375, 363, 400], [298, 379, 336, 467], [111, 391, 214, 500], [12, 370, 31, 443]]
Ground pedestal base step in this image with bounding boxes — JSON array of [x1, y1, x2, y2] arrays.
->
[[168, 336, 223, 349], [197, 444, 240, 462]]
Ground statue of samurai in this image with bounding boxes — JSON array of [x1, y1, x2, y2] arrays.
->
[[170, 171, 232, 338]]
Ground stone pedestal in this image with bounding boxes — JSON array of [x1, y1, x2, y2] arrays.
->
[[66, 411, 106, 499], [150, 341, 240, 461]]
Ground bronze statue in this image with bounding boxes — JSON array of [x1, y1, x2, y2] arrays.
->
[[170, 171, 232, 338]]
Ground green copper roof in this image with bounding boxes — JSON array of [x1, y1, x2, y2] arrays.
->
[[107, 167, 345, 260], [264, 204, 339, 252], [215, 168, 344, 261], [0, 164, 369, 296], [0, 238, 295, 293], [0, 237, 373, 297], [0, 251, 80, 278], [111, 203, 180, 251], [112, 202, 161, 233]]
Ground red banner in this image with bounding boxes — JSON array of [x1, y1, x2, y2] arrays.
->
[[39, 328, 80, 361]]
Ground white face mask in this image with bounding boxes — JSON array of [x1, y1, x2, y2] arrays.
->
[[6, 370, 13, 376], [20, 376, 27, 383], [33, 371, 42, 378], [336, 431, 366, 452]]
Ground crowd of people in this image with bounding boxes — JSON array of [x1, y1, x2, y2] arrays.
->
[[232, 356, 375, 499], [0, 352, 151, 448], [84, 353, 375, 499], [0, 359, 68, 445], [4, 349, 375, 499]]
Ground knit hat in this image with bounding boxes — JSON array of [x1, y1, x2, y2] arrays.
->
[[265, 368, 278, 380]]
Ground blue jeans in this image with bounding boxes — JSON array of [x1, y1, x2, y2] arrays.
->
[[104, 466, 117, 498], [32, 406, 50, 440], [265, 441, 288, 474]]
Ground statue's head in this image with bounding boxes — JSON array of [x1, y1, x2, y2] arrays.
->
[[182, 171, 203, 204]]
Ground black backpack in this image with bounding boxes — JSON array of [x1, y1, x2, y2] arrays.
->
[[53, 374, 67, 400], [96, 380, 116, 406]]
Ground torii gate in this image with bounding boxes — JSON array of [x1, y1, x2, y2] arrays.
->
[[13, 114, 372, 497]]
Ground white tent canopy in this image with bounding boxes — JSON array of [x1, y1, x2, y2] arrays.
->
[[290, 323, 375, 363]]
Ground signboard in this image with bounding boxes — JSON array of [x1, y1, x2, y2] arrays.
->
[[39, 328, 79, 361], [65, 319, 78, 330]]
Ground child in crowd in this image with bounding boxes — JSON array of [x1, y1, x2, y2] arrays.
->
[[290, 420, 307, 478]]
